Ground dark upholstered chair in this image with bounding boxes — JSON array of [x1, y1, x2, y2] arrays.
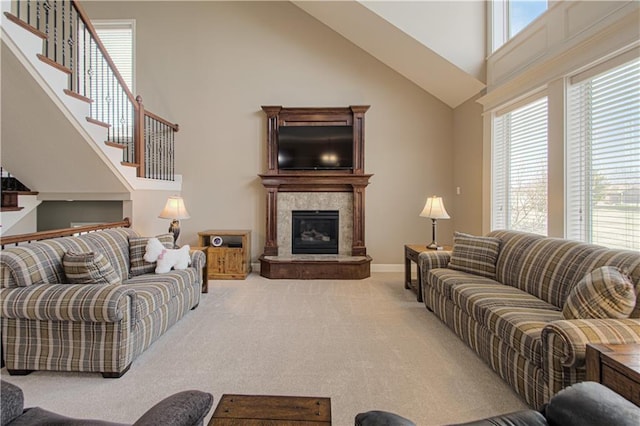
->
[[1, 380, 214, 426], [355, 381, 640, 426]]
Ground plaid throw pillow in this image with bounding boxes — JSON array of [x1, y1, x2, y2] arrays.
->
[[448, 232, 501, 279], [63, 251, 120, 285], [129, 234, 174, 277], [563, 266, 636, 320]]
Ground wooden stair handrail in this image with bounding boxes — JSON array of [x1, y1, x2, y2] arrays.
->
[[145, 110, 179, 131], [1, 218, 131, 247], [71, 1, 137, 107]]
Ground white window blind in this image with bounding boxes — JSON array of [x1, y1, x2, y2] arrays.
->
[[566, 57, 640, 250], [492, 96, 548, 234], [95, 23, 134, 90]]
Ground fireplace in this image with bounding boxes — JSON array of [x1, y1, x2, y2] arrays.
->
[[292, 210, 339, 254], [259, 105, 373, 279]]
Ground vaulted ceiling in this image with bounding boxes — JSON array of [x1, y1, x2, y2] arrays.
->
[[292, 1, 487, 108]]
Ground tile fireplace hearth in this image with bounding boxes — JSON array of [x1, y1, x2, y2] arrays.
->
[[258, 105, 372, 279]]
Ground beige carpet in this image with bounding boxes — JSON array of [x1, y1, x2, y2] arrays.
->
[[1, 273, 527, 425]]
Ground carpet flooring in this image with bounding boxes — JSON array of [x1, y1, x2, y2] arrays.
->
[[1, 272, 528, 425]]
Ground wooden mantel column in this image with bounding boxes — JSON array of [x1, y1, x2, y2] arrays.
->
[[264, 187, 278, 256], [351, 184, 367, 256]]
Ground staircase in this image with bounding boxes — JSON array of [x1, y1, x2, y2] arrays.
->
[[0, 170, 41, 236], [1, 0, 183, 235]]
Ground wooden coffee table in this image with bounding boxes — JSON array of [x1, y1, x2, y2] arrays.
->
[[208, 394, 331, 425], [586, 343, 640, 406]]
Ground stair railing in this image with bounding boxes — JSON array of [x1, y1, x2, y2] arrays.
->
[[7, 0, 177, 181]]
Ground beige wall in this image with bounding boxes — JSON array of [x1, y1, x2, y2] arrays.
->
[[85, 1, 460, 265], [452, 95, 484, 235]]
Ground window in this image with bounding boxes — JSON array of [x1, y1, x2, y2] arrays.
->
[[94, 21, 134, 91], [566, 56, 640, 250], [492, 96, 548, 234], [491, 0, 547, 52]]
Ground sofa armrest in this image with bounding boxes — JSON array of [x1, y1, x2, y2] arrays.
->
[[545, 381, 640, 426], [418, 251, 451, 276], [0, 284, 136, 323], [189, 250, 206, 275], [541, 318, 640, 395], [1, 380, 24, 426], [133, 390, 214, 426]]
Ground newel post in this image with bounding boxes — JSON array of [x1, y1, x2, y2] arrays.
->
[[135, 95, 145, 178]]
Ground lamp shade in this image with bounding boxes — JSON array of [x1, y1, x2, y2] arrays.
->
[[419, 196, 450, 220], [159, 196, 191, 220]]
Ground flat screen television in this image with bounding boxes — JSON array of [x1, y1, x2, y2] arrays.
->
[[277, 125, 353, 170]]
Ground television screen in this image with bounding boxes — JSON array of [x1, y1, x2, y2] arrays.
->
[[277, 125, 353, 170]]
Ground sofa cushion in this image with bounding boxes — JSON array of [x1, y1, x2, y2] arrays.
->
[[124, 268, 198, 318], [563, 266, 636, 320], [448, 232, 501, 279], [129, 234, 174, 277], [484, 305, 563, 366], [62, 251, 120, 285], [78, 228, 138, 282], [428, 268, 562, 366]]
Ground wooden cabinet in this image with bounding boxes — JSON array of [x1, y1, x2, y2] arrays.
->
[[198, 230, 251, 280]]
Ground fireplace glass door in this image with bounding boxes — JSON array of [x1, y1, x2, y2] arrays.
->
[[292, 210, 339, 254]]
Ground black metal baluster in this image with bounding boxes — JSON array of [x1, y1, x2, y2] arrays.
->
[[68, 5, 74, 92], [27, 0, 31, 26], [145, 117, 149, 177], [171, 127, 175, 180], [16, 0, 21, 20], [153, 118, 157, 178], [83, 24, 88, 98], [53, 1, 57, 62], [162, 122, 166, 179], [43, 1, 50, 57], [61, 1, 65, 68], [89, 35, 94, 115], [36, 1, 41, 32]]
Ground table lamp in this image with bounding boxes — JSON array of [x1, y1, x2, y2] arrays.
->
[[159, 196, 190, 247], [420, 195, 450, 250]]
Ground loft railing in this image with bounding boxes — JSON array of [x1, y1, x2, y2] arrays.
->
[[0, 218, 131, 248], [6, 0, 177, 181]]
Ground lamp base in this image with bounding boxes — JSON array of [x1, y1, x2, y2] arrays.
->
[[426, 242, 443, 250], [168, 219, 180, 248]]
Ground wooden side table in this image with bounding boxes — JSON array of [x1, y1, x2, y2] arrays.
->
[[404, 244, 451, 303], [586, 343, 640, 406]]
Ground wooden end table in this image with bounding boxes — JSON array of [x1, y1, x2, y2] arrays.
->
[[190, 246, 208, 293], [586, 343, 640, 406], [404, 244, 451, 303], [208, 394, 331, 425]]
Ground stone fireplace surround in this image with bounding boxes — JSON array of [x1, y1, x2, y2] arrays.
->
[[278, 192, 352, 256], [258, 105, 372, 279]]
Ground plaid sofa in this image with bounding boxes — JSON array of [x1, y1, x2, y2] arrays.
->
[[0, 228, 205, 377], [419, 230, 640, 409]]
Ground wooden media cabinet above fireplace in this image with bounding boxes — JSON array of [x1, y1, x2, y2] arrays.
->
[[259, 105, 373, 279]]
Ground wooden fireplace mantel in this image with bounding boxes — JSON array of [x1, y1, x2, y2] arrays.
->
[[259, 106, 372, 279], [259, 173, 373, 192]]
